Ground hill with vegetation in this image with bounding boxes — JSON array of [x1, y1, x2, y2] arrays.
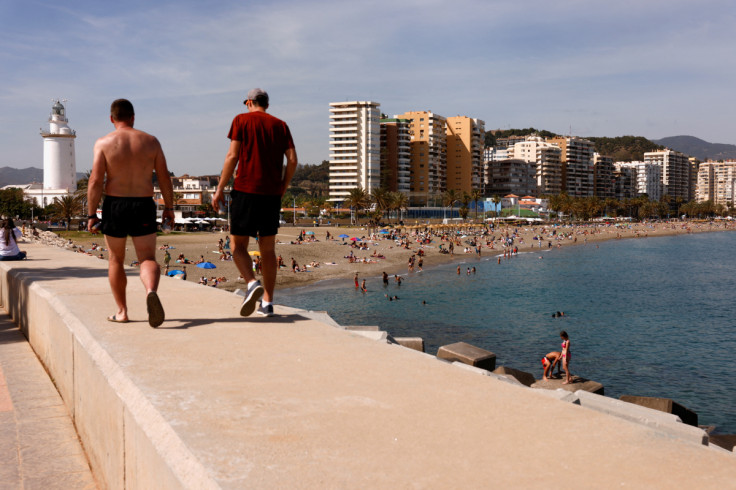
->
[[585, 136, 664, 161], [652, 135, 736, 161]]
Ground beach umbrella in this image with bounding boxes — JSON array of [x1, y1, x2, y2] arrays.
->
[[350, 237, 361, 241], [167, 270, 185, 276], [379, 230, 389, 234], [249, 251, 261, 256], [196, 262, 216, 269], [305, 231, 315, 235], [338, 234, 349, 238]]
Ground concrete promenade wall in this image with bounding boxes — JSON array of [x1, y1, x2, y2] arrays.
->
[[2, 242, 735, 488]]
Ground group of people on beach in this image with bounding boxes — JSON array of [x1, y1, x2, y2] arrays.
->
[[541, 331, 572, 384]]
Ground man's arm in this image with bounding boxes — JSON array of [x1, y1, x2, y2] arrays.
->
[[153, 140, 175, 225], [281, 147, 298, 196], [213, 139, 240, 213], [87, 140, 106, 231]]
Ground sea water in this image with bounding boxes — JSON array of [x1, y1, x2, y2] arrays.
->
[[280, 231, 736, 433]]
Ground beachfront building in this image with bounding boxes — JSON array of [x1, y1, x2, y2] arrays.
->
[[644, 149, 690, 201], [696, 160, 736, 205], [154, 174, 221, 217], [328, 101, 381, 203], [395, 110, 447, 206], [593, 153, 615, 199], [547, 136, 595, 197], [22, 100, 78, 207], [614, 161, 662, 200], [445, 116, 485, 195], [507, 136, 563, 195], [379, 118, 411, 195], [484, 159, 537, 197], [483, 146, 508, 163], [689, 157, 700, 203], [613, 167, 637, 200]]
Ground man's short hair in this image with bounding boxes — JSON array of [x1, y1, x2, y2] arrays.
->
[[111, 99, 135, 122]]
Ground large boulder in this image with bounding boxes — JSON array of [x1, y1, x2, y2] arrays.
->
[[619, 395, 698, 427], [493, 366, 535, 387], [531, 376, 604, 395], [436, 342, 496, 371]]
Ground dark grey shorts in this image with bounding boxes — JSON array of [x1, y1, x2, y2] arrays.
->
[[229, 190, 281, 237]]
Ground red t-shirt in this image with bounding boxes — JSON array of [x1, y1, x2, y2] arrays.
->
[[227, 111, 295, 195]]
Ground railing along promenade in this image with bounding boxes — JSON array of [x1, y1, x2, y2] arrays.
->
[[1, 241, 735, 488]]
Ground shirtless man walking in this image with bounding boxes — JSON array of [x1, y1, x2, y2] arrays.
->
[[87, 99, 174, 327]]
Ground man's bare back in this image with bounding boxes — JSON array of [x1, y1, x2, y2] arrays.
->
[[92, 126, 165, 198]]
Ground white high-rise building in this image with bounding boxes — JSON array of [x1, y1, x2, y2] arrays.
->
[[644, 149, 690, 201], [614, 161, 662, 200], [328, 101, 381, 203], [696, 160, 736, 205]]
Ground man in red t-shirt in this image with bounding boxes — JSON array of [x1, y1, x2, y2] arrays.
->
[[213, 88, 298, 317]]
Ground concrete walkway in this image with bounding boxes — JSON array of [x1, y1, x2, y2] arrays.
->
[[0, 311, 96, 489], [2, 242, 736, 488]]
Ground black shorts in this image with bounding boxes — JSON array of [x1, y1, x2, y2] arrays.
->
[[230, 190, 281, 237], [101, 196, 157, 238]]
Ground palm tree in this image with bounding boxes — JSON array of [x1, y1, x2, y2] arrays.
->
[[50, 194, 83, 230], [343, 187, 370, 224], [173, 192, 184, 210], [370, 187, 392, 223], [459, 192, 472, 220], [492, 194, 502, 217], [471, 189, 483, 220], [442, 189, 459, 219], [74, 170, 92, 215], [390, 192, 409, 223]]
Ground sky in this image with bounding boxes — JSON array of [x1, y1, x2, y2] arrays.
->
[[1, 0, 735, 176]]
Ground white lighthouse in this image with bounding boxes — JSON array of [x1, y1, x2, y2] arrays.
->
[[41, 99, 77, 192]]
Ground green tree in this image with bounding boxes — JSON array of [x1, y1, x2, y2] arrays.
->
[[0, 188, 35, 219], [389, 192, 409, 223], [50, 194, 83, 230], [343, 187, 370, 223], [471, 189, 483, 220], [459, 192, 472, 220], [370, 187, 392, 223], [492, 194, 502, 217]]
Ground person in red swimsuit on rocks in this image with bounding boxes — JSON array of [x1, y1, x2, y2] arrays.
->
[[541, 351, 562, 381], [560, 331, 572, 384]]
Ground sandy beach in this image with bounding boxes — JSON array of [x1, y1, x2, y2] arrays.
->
[[53, 219, 735, 294]]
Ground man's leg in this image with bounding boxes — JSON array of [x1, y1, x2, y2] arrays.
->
[[258, 235, 277, 303], [131, 233, 159, 293], [231, 234, 255, 283], [104, 235, 129, 321], [132, 233, 164, 327]]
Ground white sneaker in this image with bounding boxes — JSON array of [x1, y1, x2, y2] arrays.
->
[[240, 281, 264, 316]]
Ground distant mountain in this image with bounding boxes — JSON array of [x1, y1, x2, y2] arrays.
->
[[651, 136, 736, 161], [0, 166, 86, 188], [0, 166, 43, 188]]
